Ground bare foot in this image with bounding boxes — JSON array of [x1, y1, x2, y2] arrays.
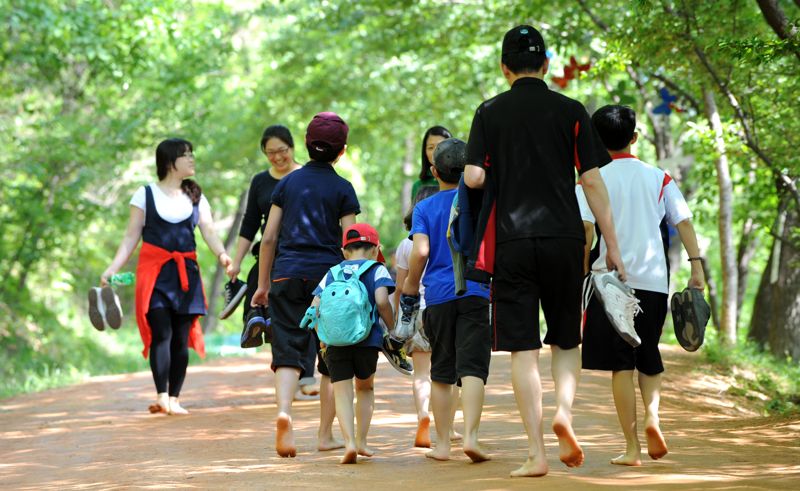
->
[[510, 456, 549, 477], [317, 437, 345, 452], [168, 397, 189, 415], [553, 418, 584, 468], [147, 403, 167, 414], [276, 415, 296, 457], [611, 452, 642, 466], [449, 430, 463, 442], [294, 390, 319, 401], [463, 441, 491, 463], [645, 425, 668, 460], [415, 416, 431, 448], [425, 445, 450, 461], [340, 447, 357, 464], [357, 446, 374, 457]]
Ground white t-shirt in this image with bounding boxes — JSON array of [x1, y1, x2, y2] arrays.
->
[[576, 157, 692, 294], [130, 183, 211, 224], [395, 237, 427, 309]]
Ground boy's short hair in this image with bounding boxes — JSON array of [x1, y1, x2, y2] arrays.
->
[[306, 112, 349, 162], [432, 138, 467, 184], [501, 25, 547, 74], [592, 105, 636, 151]]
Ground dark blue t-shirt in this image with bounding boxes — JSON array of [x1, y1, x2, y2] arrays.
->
[[271, 161, 360, 281], [410, 189, 490, 306], [313, 259, 395, 349]]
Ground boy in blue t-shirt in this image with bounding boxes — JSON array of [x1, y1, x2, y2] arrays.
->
[[308, 223, 395, 464], [402, 138, 492, 463], [252, 112, 359, 458]]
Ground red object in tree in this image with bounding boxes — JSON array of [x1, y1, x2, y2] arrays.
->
[[551, 56, 591, 89]]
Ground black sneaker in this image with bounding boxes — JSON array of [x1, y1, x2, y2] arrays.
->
[[381, 337, 413, 376], [100, 285, 123, 329], [241, 306, 268, 348], [219, 279, 247, 320]]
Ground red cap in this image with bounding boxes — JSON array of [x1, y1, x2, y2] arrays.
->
[[342, 223, 385, 263]]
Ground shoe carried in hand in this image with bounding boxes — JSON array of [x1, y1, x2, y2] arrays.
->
[[394, 293, 420, 341], [241, 306, 269, 348], [219, 278, 247, 320], [592, 271, 642, 347], [381, 336, 413, 376], [88, 285, 123, 331], [671, 287, 709, 352]]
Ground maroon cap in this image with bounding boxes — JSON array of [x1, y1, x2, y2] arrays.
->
[[305, 112, 349, 152]]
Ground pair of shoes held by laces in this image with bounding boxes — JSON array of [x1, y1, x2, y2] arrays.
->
[[88, 286, 123, 331], [591, 271, 643, 348], [241, 306, 269, 348], [381, 336, 413, 376], [220, 279, 248, 320]]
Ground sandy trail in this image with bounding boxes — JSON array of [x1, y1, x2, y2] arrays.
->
[[1, 345, 798, 490]]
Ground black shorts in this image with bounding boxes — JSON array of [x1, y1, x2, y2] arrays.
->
[[492, 238, 584, 351], [582, 289, 668, 375], [424, 296, 491, 386], [268, 278, 329, 378], [323, 346, 379, 383]]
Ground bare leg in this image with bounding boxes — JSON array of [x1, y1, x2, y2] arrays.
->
[[317, 375, 344, 451], [450, 385, 463, 441], [426, 381, 454, 461], [510, 350, 548, 477], [461, 376, 490, 462], [333, 379, 357, 464], [551, 345, 584, 468], [611, 370, 641, 466], [639, 372, 668, 459], [355, 376, 375, 457], [412, 351, 432, 448], [275, 367, 300, 457]]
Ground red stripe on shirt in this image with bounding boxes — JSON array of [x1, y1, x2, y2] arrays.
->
[[658, 173, 673, 202], [573, 121, 581, 171]]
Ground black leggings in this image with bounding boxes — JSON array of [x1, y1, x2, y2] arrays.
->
[[146, 308, 195, 397]]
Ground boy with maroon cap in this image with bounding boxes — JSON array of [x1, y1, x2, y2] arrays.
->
[[302, 222, 395, 464], [252, 112, 359, 457]]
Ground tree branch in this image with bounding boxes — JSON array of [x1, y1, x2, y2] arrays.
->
[[756, 0, 800, 61]]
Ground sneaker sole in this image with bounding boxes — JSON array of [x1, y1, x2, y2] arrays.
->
[[240, 321, 266, 348], [219, 283, 248, 320], [88, 288, 105, 331], [101, 285, 123, 329], [671, 292, 702, 351]]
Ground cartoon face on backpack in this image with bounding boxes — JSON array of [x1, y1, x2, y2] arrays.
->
[[314, 260, 378, 346]]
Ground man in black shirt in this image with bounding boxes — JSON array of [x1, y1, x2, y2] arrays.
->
[[465, 25, 626, 478]]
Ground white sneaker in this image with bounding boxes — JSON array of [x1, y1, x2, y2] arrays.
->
[[592, 271, 643, 347]]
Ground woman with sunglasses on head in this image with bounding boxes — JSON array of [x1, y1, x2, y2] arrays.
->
[[101, 138, 231, 415]]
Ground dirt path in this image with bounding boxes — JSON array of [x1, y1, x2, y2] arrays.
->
[[1, 345, 798, 490]]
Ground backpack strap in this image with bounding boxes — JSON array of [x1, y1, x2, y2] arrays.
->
[[353, 260, 378, 279], [329, 264, 346, 281]]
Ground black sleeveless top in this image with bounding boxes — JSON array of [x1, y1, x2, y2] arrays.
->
[[143, 185, 206, 315]]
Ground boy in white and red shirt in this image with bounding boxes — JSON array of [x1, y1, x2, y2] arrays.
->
[[576, 105, 705, 467]]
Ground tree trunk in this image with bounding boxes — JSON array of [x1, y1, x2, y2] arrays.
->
[[750, 196, 800, 361], [703, 88, 738, 344], [401, 134, 415, 214], [202, 189, 248, 334], [735, 217, 758, 321]]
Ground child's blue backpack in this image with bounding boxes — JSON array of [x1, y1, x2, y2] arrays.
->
[[316, 260, 377, 347]]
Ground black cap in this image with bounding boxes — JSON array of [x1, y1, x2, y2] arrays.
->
[[432, 138, 467, 174], [502, 25, 546, 55]]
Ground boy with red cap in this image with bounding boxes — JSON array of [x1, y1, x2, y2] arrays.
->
[[251, 112, 359, 457], [302, 222, 395, 464]]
